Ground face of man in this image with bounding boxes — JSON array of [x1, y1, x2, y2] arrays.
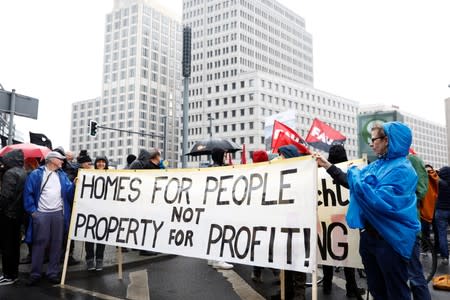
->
[[65, 151, 74, 162], [369, 129, 388, 156], [150, 154, 161, 165], [50, 157, 64, 169]]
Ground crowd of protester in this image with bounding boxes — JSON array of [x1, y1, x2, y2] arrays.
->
[[0, 120, 449, 300]]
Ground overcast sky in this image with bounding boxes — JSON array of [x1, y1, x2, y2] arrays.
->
[[1, 0, 449, 149]]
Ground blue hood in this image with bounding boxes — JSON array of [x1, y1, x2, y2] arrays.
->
[[346, 122, 420, 259], [384, 122, 412, 159]]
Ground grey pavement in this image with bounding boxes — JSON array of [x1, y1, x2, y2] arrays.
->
[[12, 241, 165, 275], [1, 240, 450, 299]]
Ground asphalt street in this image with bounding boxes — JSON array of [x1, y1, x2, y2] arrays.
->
[[1, 251, 449, 300]]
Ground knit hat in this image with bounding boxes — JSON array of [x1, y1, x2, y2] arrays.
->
[[77, 150, 92, 164], [126, 154, 136, 165], [278, 145, 305, 158], [328, 144, 348, 164], [252, 150, 269, 163]]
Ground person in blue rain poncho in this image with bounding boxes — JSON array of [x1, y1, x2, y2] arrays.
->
[[315, 122, 420, 300]]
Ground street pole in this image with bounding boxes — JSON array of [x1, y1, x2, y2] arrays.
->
[[181, 26, 191, 168], [208, 116, 214, 164], [182, 78, 189, 168], [8, 89, 16, 145], [163, 115, 168, 161]]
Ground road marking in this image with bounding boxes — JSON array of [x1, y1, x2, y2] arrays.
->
[[60, 284, 123, 300], [218, 269, 265, 300], [127, 269, 150, 300]]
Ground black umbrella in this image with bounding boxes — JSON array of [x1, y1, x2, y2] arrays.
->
[[186, 138, 241, 156]]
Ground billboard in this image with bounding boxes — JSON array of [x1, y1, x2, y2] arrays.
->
[[357, 111, 404, 162]]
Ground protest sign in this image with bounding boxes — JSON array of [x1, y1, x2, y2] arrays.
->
[[317, 159, 365, 269], [69, 157, 318, 272]]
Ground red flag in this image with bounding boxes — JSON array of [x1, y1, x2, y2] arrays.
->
[[271, 121, 310, 154], [241, 144, 247, 164], [305, 118, 346, 152]]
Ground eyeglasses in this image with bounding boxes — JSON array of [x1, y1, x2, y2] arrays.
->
[[370, 136, 386, 143]]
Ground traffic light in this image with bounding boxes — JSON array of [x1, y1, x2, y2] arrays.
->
[[89, 120, 98, 137]]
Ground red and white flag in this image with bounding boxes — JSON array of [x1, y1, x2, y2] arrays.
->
[[271, 121, 310, 154], [305, 118, 346, 152]]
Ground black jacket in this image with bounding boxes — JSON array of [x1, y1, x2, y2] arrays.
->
[[129, 150, 159, 170], [436, 166, 450, 210], [326, 165, 349, 189], [0, 150, 27, 219]]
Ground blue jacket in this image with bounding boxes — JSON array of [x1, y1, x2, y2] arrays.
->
[[346, 122, 420, 259], [23, 166, 75, 244]]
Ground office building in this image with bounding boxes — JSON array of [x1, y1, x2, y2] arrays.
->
[[183, 0, 358, 164], [70, 0, 183, 167]]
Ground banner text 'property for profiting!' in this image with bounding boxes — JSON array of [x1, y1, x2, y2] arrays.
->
[[70, 157, 317, 272]]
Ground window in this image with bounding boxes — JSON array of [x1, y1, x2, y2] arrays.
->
[[240, 123, 245, 130]]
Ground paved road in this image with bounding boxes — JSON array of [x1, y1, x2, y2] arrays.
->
[[1, 250, 449, 300]]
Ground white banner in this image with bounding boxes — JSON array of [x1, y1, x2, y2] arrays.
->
[[70, 157, 318, 272], [317, 159, 366, 269]]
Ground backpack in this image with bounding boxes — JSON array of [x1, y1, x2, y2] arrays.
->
[[420, 169, 439, 223]]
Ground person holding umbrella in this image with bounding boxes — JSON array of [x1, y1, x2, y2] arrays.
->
[[206, 148, 234, 270]]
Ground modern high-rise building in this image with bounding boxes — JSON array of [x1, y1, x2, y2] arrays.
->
[[360, 104, 448, 169], [182, 0, 358, 164], [70, 0, 182, 167]]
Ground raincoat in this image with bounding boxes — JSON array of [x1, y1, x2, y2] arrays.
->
[[346, 122, 420, 259]]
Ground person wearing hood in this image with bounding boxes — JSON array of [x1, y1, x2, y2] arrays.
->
[[124, 154, 137, 169], [129, 148, 161, 256], [206, 148, 234, 270], [129, 148, 161, 170], [315, 122, 420, 299], [85, 156, 109, 271], [0, 150, 27, 285], [321, 145, 365, 298], [406, 154, 432, 300], [277, 144, 307, 300], [435, 165, 450, 265], [210, 148, 226, 167]]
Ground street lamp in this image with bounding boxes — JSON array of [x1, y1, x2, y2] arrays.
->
[[208, 116, 214, 139], [207, 116, 214, 165]]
